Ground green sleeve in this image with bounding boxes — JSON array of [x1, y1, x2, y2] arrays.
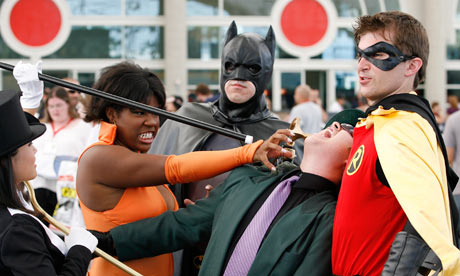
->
[[111, 184, 222, 261]]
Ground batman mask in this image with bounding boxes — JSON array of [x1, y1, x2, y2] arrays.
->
[[357, 41, 415, 71], [214, 21, 275, 123]]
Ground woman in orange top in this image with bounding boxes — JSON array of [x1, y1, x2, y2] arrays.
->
[[76, 62, 293, 276]]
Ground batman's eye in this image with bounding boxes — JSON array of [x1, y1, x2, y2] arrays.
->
[[225, 62, 236, 72], [247, 64, 261, 74]]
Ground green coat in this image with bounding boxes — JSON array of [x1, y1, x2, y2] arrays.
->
[[111, 164, 336, 276]]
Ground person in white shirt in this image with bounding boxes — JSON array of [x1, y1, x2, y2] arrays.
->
[[289, 84, 323, 134], [24, 86, 92, 218]]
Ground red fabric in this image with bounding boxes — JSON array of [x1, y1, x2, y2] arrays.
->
[[332, 125, 407, 276]]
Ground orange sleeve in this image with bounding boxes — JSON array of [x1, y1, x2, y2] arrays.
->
[[164, 140, 264, 184]]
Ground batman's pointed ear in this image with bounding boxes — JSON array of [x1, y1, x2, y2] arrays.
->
[[265, 26, 276, 57], [224, 21, 238, 46]]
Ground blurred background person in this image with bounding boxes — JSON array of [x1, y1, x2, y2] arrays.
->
[[327, 94, 346, 117], [431, 101, 446, 132], [61, 77, 80, 107], [30, 87, 92, 219], [194, 83, 218, 103], [443, 109, 460, 212], [288, 84, 323, 134], [447, 94, 459, 116], [355, 92, 369, 112], [60, 77, 90, 119], [310, 88, 329, 124], [166, 95, 184, 112]]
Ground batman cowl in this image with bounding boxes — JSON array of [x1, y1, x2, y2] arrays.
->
[[212, 21, 276, 124]]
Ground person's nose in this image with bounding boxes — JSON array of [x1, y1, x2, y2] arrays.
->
[[357, 56, 371, 72], [144, 113, 160, 129]]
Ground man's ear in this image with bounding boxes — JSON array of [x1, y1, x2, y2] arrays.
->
[[404, 57, 423, 78], [105, 107, 117, 124]]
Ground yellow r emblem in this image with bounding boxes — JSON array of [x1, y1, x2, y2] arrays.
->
[[347, 145, 364, 175]]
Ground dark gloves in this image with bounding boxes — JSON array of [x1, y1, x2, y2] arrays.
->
[[88, 230, 117, 256]]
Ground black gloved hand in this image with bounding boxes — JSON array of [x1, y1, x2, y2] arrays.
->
[[88, 230, 117, 257]]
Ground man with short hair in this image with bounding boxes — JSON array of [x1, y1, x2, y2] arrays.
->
[[332, 11, 460, 275], [289, 84, 323, 134]]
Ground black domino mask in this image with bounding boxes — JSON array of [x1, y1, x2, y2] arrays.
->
[[357, 41, 415, 71]]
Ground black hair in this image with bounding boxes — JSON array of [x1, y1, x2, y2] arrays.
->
[[85, 61, 166, 123], [0, 151, 42, 218]]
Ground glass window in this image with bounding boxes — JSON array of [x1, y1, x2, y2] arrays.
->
[[41, 71, 70, 89], [447, 71, 460, 84], [67, 0, 122, 15], [384, 0, 400, 11], [447, 30, 460, 60], [45, 26, 122, 59], [364, 0, 380, 14], [336, 71, 357, 109], [125, 26, 164, 59], [224, 0, 276, 16], [187, 26, 220, 59], [187, 0, 218, 16], [78, 72, 95, 88], [306, 70, 327, 97], [281, 72, 301, 110], [188, 70, 219, 85], [126, 0, 163, 15], [331, 0, 362, 17], [313, 28, 356, 60]]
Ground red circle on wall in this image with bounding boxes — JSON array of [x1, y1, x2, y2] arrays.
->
[[280, 0, 328, 47], [10, 0, 62, 47]]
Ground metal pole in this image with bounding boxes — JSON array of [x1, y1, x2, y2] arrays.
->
[[0, 62, 253, 144]]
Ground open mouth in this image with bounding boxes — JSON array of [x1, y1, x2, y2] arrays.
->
[[359, 76, 371, 83], [138, 131, 155, 143]]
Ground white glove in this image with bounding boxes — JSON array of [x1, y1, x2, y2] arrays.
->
[[13, 60, 44, 109], [65, 227, 98, 253]]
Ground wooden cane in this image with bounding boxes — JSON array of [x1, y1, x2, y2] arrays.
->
[[24, 181, 144, 276]]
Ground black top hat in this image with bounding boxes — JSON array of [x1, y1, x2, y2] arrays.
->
[[0, 90, 46, 156]]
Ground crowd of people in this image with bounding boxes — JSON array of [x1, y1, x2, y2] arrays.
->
[[0, 10, 460, 276]]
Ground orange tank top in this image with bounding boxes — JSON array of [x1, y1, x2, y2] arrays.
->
[[78, 122, 178, 276]]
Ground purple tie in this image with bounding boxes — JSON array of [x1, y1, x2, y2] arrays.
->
[[223, 175, 300, 276]]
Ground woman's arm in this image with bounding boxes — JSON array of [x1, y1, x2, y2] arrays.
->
[[1, 215, 92, 276], [79, 129, 293, 189]]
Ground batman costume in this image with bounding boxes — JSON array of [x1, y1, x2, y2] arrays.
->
[[148, 21, 304, 276]]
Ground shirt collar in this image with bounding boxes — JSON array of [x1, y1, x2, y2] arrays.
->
[[293, 172, 338, 193]]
